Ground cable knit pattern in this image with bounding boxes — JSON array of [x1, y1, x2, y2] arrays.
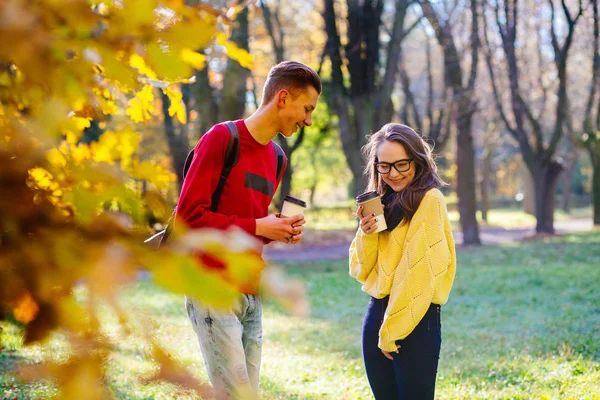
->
[[349, 188, 456, 352]]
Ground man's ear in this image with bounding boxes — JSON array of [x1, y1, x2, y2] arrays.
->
[[276, 89, 289, 108]]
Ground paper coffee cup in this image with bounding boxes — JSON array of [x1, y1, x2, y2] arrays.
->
[[356, 191, 387, 233], [281, 195, 307, 218]]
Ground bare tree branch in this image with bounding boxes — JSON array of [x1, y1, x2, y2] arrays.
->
[[467, 0, 480, 92], [585, 0, 600, 134], [482, 13, 517, 137]]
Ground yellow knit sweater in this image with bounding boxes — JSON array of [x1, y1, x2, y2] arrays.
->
[[349, 188, 456, 352]]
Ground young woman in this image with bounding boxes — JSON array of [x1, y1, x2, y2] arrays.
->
[[349, 123, 456, 400]]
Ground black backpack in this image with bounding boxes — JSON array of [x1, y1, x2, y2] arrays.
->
[[145, 121, 286, 248]]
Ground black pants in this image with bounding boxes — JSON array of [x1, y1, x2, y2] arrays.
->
[[362, 297, 441, 400]]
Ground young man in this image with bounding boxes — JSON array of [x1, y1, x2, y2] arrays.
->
[[176, 61, 321, 399]]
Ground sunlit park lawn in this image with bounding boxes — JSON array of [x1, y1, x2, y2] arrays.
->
[[2, 230, 600, 399], [306, 205, 592, 231]]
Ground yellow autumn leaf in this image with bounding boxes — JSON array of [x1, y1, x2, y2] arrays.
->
[[47, 148, 67, 168], [215, 33, 253, 69], [93, 87, 119, 115], [63, 116, 92, 145], [0, 71, 11, 86], [129, 160, 175, 190], [96, 46, 139, 91], [114, 0, 157, 34], [126, 85, 155, 123], [71, 143, 92, 165], [160, 19, 215, 53], [146, 42, 192, 81], [115, 128, 141, 168], [171, 228, 265, 295], [91, 131, 119, 163], [90, 128, 139, 165], [146, 253, 240, 310], [13, 291, 40, 324], [28, 167, 55, 191], [130, 53, 158, 79], [164, 86, 187, 124], [180, 48, 206, 70], [225, 41, 254, 69], [33, 99, 70, 139], [99, 97, 118, 115]]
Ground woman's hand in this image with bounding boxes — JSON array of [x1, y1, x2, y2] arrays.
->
[[357, 205, 378, 234], [381, 344, 401, 360]]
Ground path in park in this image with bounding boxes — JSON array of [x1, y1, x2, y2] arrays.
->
[[263, 218, 595, 263]]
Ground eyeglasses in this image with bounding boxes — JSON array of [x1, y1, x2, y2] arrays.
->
[[374, 159, 413, 174]]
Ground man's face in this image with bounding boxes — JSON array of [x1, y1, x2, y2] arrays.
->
[[277, 86, 320, 137]]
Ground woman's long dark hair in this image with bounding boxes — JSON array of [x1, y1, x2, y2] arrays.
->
[[362, 123, 446, 223]]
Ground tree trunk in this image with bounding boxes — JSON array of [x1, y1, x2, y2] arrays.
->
[[456, 96, 480, 244], [192, 60, 218, 138], [275, 135, 293, 209], [323, 0, 408, 197], [560, 154, 576, 213], [161, 91, 188, 189], [522, 168, 535, 215], [532, 161, 563, 234], [592, 152, 600, 226], [218, 5, 250, 122], [480, 142, 495, 222]]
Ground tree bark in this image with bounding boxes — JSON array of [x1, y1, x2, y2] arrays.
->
[[593, 155, 600, 226], [218, 4, 250, 122], [580, 0, 600, 226], [456, 96, 480, 244], [532, 161, 563, 234], [480, 138, 496, 222], [323, 0, 366, 195], [192, 59, 218, 138], [560, 150, 577, 213], [487, 0, 583, 234], [275, 128, 305, 207], [418, 0, 481, 245], [161, 91, 188, 188], [323, 0, 412, 196]]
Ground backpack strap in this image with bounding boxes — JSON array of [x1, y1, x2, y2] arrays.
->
[[182, 148, 195, 179], [155, 122, 240, 247], [273, 141, 286, 183], [210, 121, 240, 212]]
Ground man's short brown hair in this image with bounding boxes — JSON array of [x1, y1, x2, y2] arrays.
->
[[262, 61, 322, 105]]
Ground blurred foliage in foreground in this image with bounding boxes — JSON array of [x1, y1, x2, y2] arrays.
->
[[0, 1, 304, 398]]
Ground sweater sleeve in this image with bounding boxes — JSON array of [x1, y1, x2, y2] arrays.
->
[[175, 125, 256, 235], [349, 227, 380, 285], [378, 189, 455, 352]]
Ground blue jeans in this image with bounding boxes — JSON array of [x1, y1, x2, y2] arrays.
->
[[186, 294, 262, 400], [362, 297, 441, 400]]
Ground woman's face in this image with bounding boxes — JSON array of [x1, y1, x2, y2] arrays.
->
[[376, 140, 416, 192]]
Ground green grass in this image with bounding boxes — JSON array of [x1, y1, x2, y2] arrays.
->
[[306, 206, 592, 231], [2, 231, 600, 399]]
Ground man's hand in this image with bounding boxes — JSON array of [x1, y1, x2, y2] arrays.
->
[[256, 214, 305, 243]]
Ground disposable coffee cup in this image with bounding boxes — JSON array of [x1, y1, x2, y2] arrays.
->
[[280, 195, 307, 218], [356, 191, 387, 233]]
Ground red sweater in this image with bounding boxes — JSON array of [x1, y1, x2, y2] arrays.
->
[[176, 120, 287, 250]]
